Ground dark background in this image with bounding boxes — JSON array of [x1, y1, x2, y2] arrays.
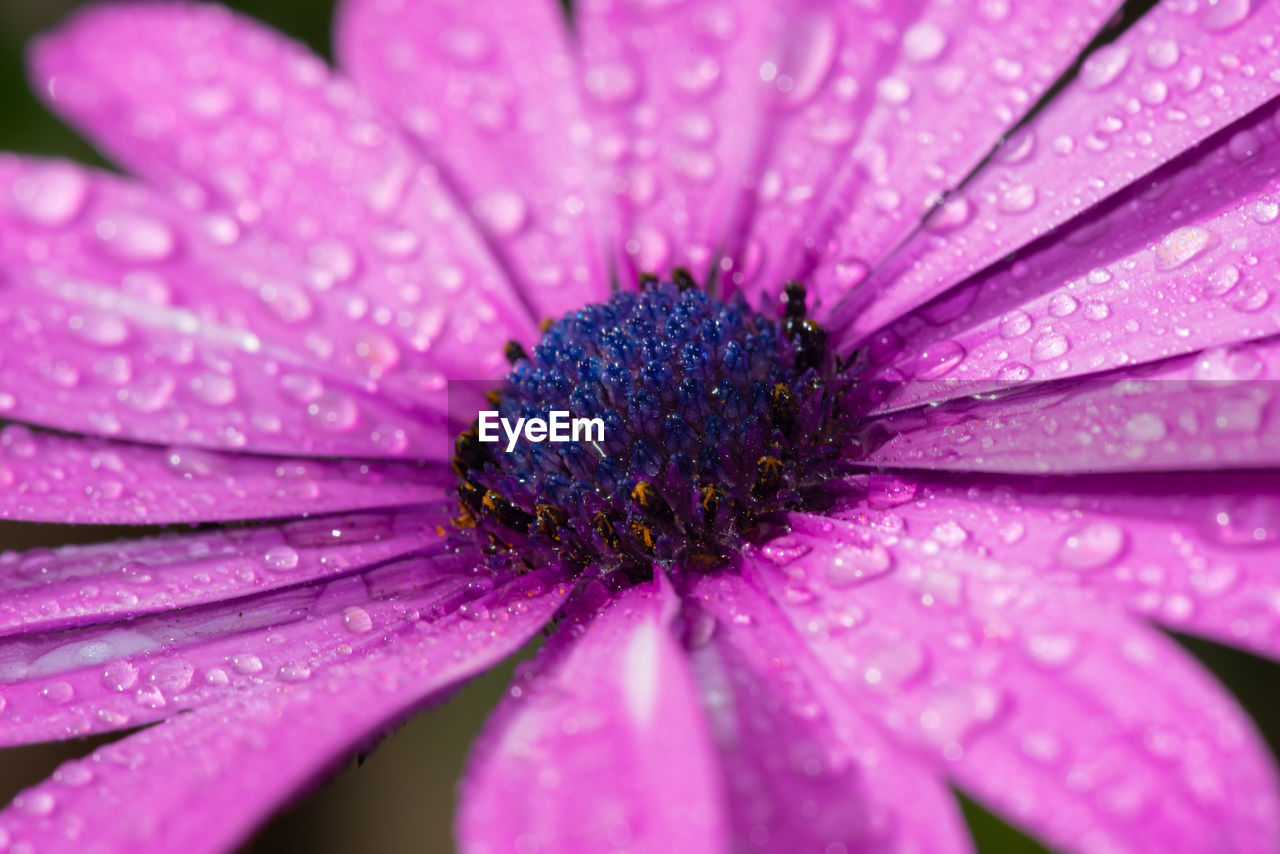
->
[[0, 2, 1275, 852]]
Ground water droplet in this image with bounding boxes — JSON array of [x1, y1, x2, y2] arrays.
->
[[148, 659, 194, 694], [1204, 264, 1241, 296], [474, 190, 528, 237], [95, 214, 178, 262], [1026, 633, 1079, 668], [912, 340, 966, 379], [998, 183, 1037, 214], [42, 681, 75, 705], [231, 653, 264, 674], [1155, 226, 1213, 270], [998, 362, 1033, 382], [1048, 294, 1079, 317], [1055, 522, 1126, 570], [826, 541, 892, 587], [277, 661, 312, 682], [342, 606, 374, 634], [583, 61, 639, 105], [1031, 332, 1069, 362], [189, 372, 237, 407], [1145, 39, 1180, 70], [1080, 45, 1132, 90], [1124, 412, 1168, 442], [903, 21, 947, 64], [261, 545, 300, 572], [11, 164, 90, 226], [101, 660, 139, 692], [1202, 0, 1251, 31], [307, 391, 361, 432], [1228, 129, 1263, 163], [999, 310, 1032, 338]]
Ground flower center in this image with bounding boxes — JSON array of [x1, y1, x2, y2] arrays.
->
[[452, 273, 853, 587]]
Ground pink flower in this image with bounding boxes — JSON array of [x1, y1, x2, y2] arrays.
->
[[1, 1, 1278, 852]]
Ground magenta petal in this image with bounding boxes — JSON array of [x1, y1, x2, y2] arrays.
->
[[0, 574, 567, 852], [866, 98, 1280, 408], [858, 338, 1280, 473], [738, 0, 1120, 309], [0, 552, 477, 745], [688, 571, 974, 854], [336, 0, 613, 319], [824, 1, 1280, 346], [835, 470, 1280, 661], [0, 425, 445, 524], [458, 577, 729, 854], [31, 3, 537, 407], [576, 0, 808, 281], [0, 507, 451, 637], [0, 156, 447, 457], [750, 513, 1280, 853]]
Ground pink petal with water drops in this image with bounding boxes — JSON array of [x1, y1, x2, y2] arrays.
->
[[717, 0, 918, 304], [865, 97, 1280, 409], [576, 0, 835, 283], [32, 3, 537, 410], [833, 469, 1280, 661], [857, 335, 1280, 473], [0, 506, 453, 637], [336, 0, 612, 320], [0, 572, 567, 853], [736, 0, 1121, 310], [687, 571, 974, 854], [748, 513, 1280, 854], [0, 425, 446, 525], [0, 552, 478, 745], [825, 0, 1280, 348], [0, 155, 446, 458], [458, 576, 728, 854]]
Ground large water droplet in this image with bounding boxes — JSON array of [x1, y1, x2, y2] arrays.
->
[[1055, 522, 1126, 570]]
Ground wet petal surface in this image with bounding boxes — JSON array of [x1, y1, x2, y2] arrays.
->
[[858, 335, 1280, 473], [0, 506, 451, 637], [689, 571, 973, 854], [33, 3, 537, 416], [0, 425, 445, 525], [750, 512, 1280, 853], [738, 0, 1120, 310], [830, 470, 1280, 661], [866, 97, 1280, 409], [0, 573, 567, 853], [826, 0, 1280, 346], [458, 577, 728, 854], [337, 0, 612, 319]]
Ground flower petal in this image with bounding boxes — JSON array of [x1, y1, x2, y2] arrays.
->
[[865, 98, 1280, 409], [857, 337, 1280, 473], [824, 0, 1280, 347], [688, 571, 974, 854], [0, 155, 448, 458], [576, 0, 835, 282], [733, 0, 1121, 308], [458, 576, 729, 854], [0, 507, 451, 637], [336, 0, 612, 319], [0, 425, 445, 525], [32, 3, 537, 408], [750, 513, 1280, 853], [0, 551, 475, 745], [0, 573, 567, 853], [833, 469, 1280, 661]]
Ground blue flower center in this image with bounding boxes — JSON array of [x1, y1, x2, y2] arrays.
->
[[452, 274, 853, 587]]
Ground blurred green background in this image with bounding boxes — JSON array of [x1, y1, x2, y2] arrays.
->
[[0, 2, 1276, 853]]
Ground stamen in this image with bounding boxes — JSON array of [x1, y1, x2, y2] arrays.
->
[[451, 275, 853, 586]]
